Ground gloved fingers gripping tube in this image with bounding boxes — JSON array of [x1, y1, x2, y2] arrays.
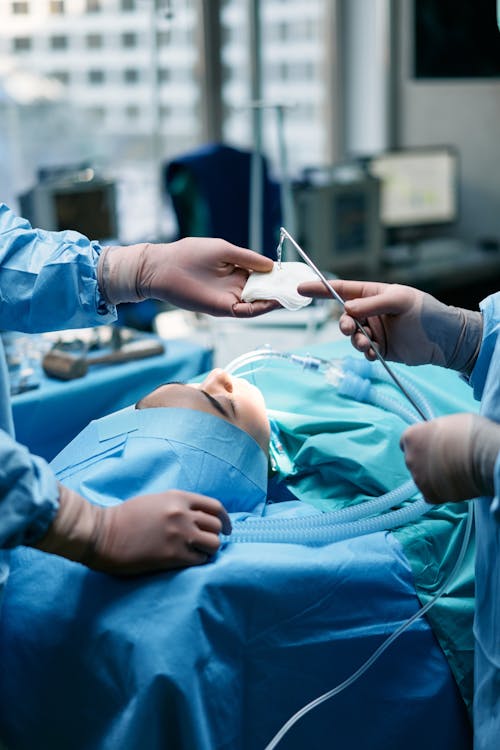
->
[[342, 356, 435, 421], [224, 497, 428, 546]]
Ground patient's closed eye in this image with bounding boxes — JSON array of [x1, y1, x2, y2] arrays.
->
[[199, 389, 235, 419]]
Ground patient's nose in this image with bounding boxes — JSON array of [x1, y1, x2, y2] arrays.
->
[[202, 368, 233, 394]]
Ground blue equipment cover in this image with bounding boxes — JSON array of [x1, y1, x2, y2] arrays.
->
[[12, 338, 213, 461], [0, 341, 474, 750]]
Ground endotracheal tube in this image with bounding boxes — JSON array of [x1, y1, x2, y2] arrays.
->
[[223, 347, 471, 750], [224, 347, 335, 380]]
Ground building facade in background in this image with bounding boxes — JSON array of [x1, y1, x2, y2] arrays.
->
[[0, 0, 331, 240]]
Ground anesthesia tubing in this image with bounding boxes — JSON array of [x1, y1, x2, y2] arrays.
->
[[341, 355, 435, 421], [223, 479, 421, 545], [334, 370, 423, 425], [240, 479, 417, 528], [224, 495, 428, 545]]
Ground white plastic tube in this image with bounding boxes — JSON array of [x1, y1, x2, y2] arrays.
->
[[337, 371, 421, 425], [236, 479, 417, 530], [226, 497, 427, 546], [342, 356, 435, 421]]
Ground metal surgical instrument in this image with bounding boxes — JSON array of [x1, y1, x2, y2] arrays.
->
[[279, 227, 428, 421]]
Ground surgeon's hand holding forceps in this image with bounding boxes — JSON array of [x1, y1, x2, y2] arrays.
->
[[278, 227, 428, 422]]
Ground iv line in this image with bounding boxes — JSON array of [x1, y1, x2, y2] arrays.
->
[[279, 227, 428, 422]]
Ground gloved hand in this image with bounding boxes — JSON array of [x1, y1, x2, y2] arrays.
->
[[34, 484, 232, 574], [98, 238, 280, 318], [400, 413, 500, 504], [297, 280, 482, 373]]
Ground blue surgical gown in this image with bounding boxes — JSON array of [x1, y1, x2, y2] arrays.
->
[[468, 292, 500, 750], [0, 203, 116, 598]]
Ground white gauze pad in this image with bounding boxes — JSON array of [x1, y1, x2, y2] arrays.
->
[[242, 261, 318, 311]]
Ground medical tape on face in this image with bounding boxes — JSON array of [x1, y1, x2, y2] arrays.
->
[[97, 405, 138, 442]]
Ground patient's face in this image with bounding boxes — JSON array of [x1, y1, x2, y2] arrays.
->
[[138, 369, 270, 452]]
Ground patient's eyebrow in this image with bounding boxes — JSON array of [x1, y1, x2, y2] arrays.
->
[[200, 389, 231, 418], [162, 381, 235, 419]]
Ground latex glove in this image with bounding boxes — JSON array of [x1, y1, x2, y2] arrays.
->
[[98, 238, 280, 318], [34, 484, 232, 575], [297, 279, 482, 373], [400, 413, 500, 504]]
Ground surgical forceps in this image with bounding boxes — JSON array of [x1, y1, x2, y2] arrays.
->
[[278, 227, 428, 422]]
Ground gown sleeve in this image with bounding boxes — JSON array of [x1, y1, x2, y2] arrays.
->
[[469, 291, 500, 403], [0, 202, 118, 547], [0, 429, 59, 548], [0, 203, 116, 332]]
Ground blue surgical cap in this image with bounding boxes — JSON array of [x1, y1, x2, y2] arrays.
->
[[51, 406, 268, 515]]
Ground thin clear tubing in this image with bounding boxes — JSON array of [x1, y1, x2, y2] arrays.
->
[[225, 348, 431, 424]]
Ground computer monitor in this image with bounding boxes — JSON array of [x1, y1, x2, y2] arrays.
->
[[367, 146, 458, 244], [19, 173, 118, 242], [414, 0, 500, 79]]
